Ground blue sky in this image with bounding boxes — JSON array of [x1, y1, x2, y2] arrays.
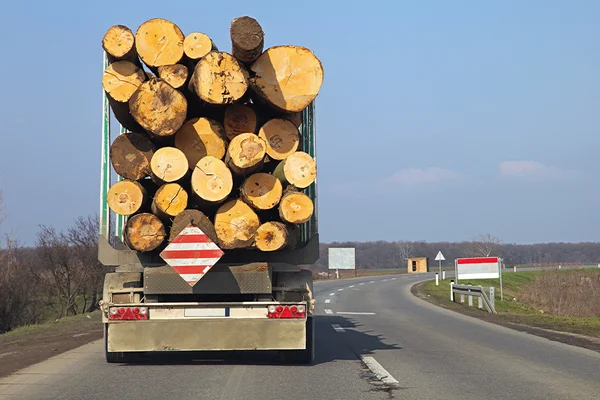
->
[[0, 0, 598, 244]]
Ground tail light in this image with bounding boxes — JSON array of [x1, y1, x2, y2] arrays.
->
[[109, 306, 149, 320], [266, 305, 307, 319]]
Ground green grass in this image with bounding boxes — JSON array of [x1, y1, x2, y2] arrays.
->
[[420, 270, 600, 338]]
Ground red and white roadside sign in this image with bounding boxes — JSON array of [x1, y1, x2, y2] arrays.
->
[[159, 224, 224, 286], [455, 257, 500, 280]]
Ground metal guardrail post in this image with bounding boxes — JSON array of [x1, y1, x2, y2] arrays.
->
[[468, 284, 473, 307], [489, 287, 495, 310], [478, 296, 483, 309]]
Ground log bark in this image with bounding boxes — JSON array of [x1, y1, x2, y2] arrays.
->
[[189, 51, 249, 105], [151, 183, 188, 220], [281, 111, 302, 128], [135, 18, 184, 68], [279, 190, 314, 224], [129, 78, 188, 137], [250, 46, 324, 112], [214, 199, 260, 249], [106, 179, 147, 216], [102, 25, 141, 66], [150, 146, 188, 184], [240, 172, 283, 210], [110, 132, 156, 180], [190, 156, 233, 203], [103, 61, 146, 132], [258, 118, 300, 160], [124, 213, 166, 252], [169, 209, 218, 243], [225, 133, 267, 175], [224, 104, 257, 140], [272, 151, 316, 189], [157, 64, 189, 89], [255, 221, 298, 251], [230, 16, 264, 64], [174, 117, 227, 169], [184, 32, 218, 63]]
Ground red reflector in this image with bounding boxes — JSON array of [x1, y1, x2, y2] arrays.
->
[[276, 306, 283, 313], [109, 307, 148, 321], [132, 307, 140, 314], [290, 306, 298, 313], [117, 307, 125, 315]]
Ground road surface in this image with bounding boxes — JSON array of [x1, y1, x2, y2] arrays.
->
[[1, 273, 599, 400]]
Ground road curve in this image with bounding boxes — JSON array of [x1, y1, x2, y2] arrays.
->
[[1, 273, 599, 400]]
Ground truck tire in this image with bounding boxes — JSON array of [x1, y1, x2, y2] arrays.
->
[[104, 324, 134, 363], [280, 315, 315, 364]]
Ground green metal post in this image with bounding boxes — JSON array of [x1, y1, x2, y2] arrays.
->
[[99, 52, 111, 239]]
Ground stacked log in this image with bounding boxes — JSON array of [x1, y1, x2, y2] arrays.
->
[[102, 17, 323, 253]]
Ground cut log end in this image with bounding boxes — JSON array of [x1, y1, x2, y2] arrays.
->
[[157, 64, 189, 89], [175, 117, 227, 169], [102, 61, 146, 103], [273, 151, 316, 189], [124, 213, 166, 252], [150, 147, 188, 183], [151, 183, 188, 219], [191, 52, 249, 105], [230, 16, 264, 64], [279, 191, 314, 224], [255, 222, 288, 252], [107, 180, 146, 216], [135, 18, 184, 67], [258, 119, 300, 160], [110, 132, 156, 180], [184, 32, 216, 61], [251, 46, 324, 113], [241, 173, 283, 210], [226, 133, 266, 175], [224, 104, 257, 140], [170, 209, 218, 243], [129, 78, 188, 136], [191, 156, 233, 203], [215, 199, 260, 249], [102, 25, 135, 59]]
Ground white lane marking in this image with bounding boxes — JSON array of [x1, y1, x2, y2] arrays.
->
[[359, 282, 365, 285], [349, 285, 355, 288], [382, 279, 389, 282], [332, 324, 345, 333], [324, 309, 333, 314], [391, 277, 397, 280], [361, 356, 399, 385], [324, 299, 331, 304], [369, 280, 375, 283], [337, 288, 344, 292], [336, 312, 376, 315], [329, 293, 335, 296]]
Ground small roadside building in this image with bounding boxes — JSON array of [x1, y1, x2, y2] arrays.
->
[[407, 257, 428, 273]]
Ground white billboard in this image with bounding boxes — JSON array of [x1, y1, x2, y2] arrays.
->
[[456, 257, 500, 280], [328, 248, 355, 270]]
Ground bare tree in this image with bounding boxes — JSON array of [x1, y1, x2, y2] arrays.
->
[[396, 241, 414, 267], [465, 233, 502, 257]]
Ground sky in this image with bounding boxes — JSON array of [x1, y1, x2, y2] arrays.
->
[[0, 0, 598, 245]]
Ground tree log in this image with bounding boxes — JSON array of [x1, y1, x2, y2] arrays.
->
[[174, 117, 227, 169], [124, 213, 166, 252], [190, 156, 233, 203], [157, 64, 188, 89], [214, 199, 260, 249], [240, 173, 283, 210], [106, 179, 147, 216], [250, 46, 324, 113], [129, 78, 187, 137], [258, 118, 300, 160], [150, 147, 188, 184], [103, 61, 146, 132], [225, 133, 266, 175], [272, 151, 316, 189], [189, 52, 249, 105], [110, 132, 156, 180], [279, 190, 314, 224], [224, 104, 257, 140], [281, 111, 302, 128], [102, 25, 141, 66], [169, 209, 218, 243], [135, 18, 184, 68], [151, 183, 188, 220], [255, 221, 299, 251], [184, 32, 217, 63], [230, 16, 264, 64]]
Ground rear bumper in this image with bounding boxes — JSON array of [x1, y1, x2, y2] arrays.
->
[[107, 318, 306, 352]]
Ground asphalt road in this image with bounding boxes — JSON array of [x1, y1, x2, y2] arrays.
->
[[1, 273, 599, 400]]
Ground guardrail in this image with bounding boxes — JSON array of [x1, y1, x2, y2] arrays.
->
[[450, 283, 497, 314]]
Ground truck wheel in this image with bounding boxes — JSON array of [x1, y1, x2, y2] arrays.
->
[[104, 324, 133, 363], [280, 316, 315, 365]]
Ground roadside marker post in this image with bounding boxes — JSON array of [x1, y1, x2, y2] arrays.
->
[[513, 266, 516, 273], [442, 270, 446, 280], [435, 273, 439, 286], [450, 280, 454, 302], [468, 284, 473, 307]]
